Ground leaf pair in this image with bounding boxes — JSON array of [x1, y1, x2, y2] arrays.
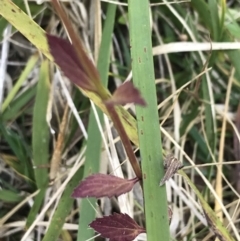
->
[[72, 174, 143, 241]]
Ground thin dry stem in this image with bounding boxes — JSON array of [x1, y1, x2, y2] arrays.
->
[[49, 105, 69, 181], [214, 68, 235, 220]]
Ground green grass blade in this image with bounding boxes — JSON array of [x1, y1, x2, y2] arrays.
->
[[189, 126, 209, 160], [77, 4, 117, 241], [2, 85, 36, 121], [0, 123, 34, 182], [0, 189, 24, 203], [27, 59, 50, 228], [223, 29, 240, 82], [191, 0, 218, 155], [224, 9, 240, 78], [0, 17, 8, 41], [77, 110, 102, 241], [128, 0, 170, 240], [42, 167, 84, 241], [97, 3, 117, 87], [32, 59, 50, 188], [202, 76, 216, 154], [191, 0, 211, 32], [26, 188, 46, 228], [208, 0, 220, 40], [219, 0, 226, 38], [2, 54, 39, 112]]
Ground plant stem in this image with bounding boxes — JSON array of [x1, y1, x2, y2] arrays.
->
[[106, 104, 142, 180]]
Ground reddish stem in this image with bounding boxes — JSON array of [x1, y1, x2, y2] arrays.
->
[[106, 104, 142, 180]]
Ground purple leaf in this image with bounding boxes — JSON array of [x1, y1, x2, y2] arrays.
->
[[46, 34, 97, 92], [72, 173, 139, 198], [89, 213, 146, 241], [105, 81, 146, 106]]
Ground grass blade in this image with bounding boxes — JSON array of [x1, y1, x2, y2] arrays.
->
[[26, 59, 50, 228], [0, 123, 34, 182], [26, 188, 46, 228], [191, 0, 211, 32], [223, 30, 240, 82], [32, 59, 50, 189], [208, 0, 220, 40], [0, 189, 24, 203], [77, 110, 102, 241], [2, 54, 39, 112], [42, 167, 84, 241], [128, 0, 170, 240], [2, 86, 36, 121], [191, 1, 218, 155]]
